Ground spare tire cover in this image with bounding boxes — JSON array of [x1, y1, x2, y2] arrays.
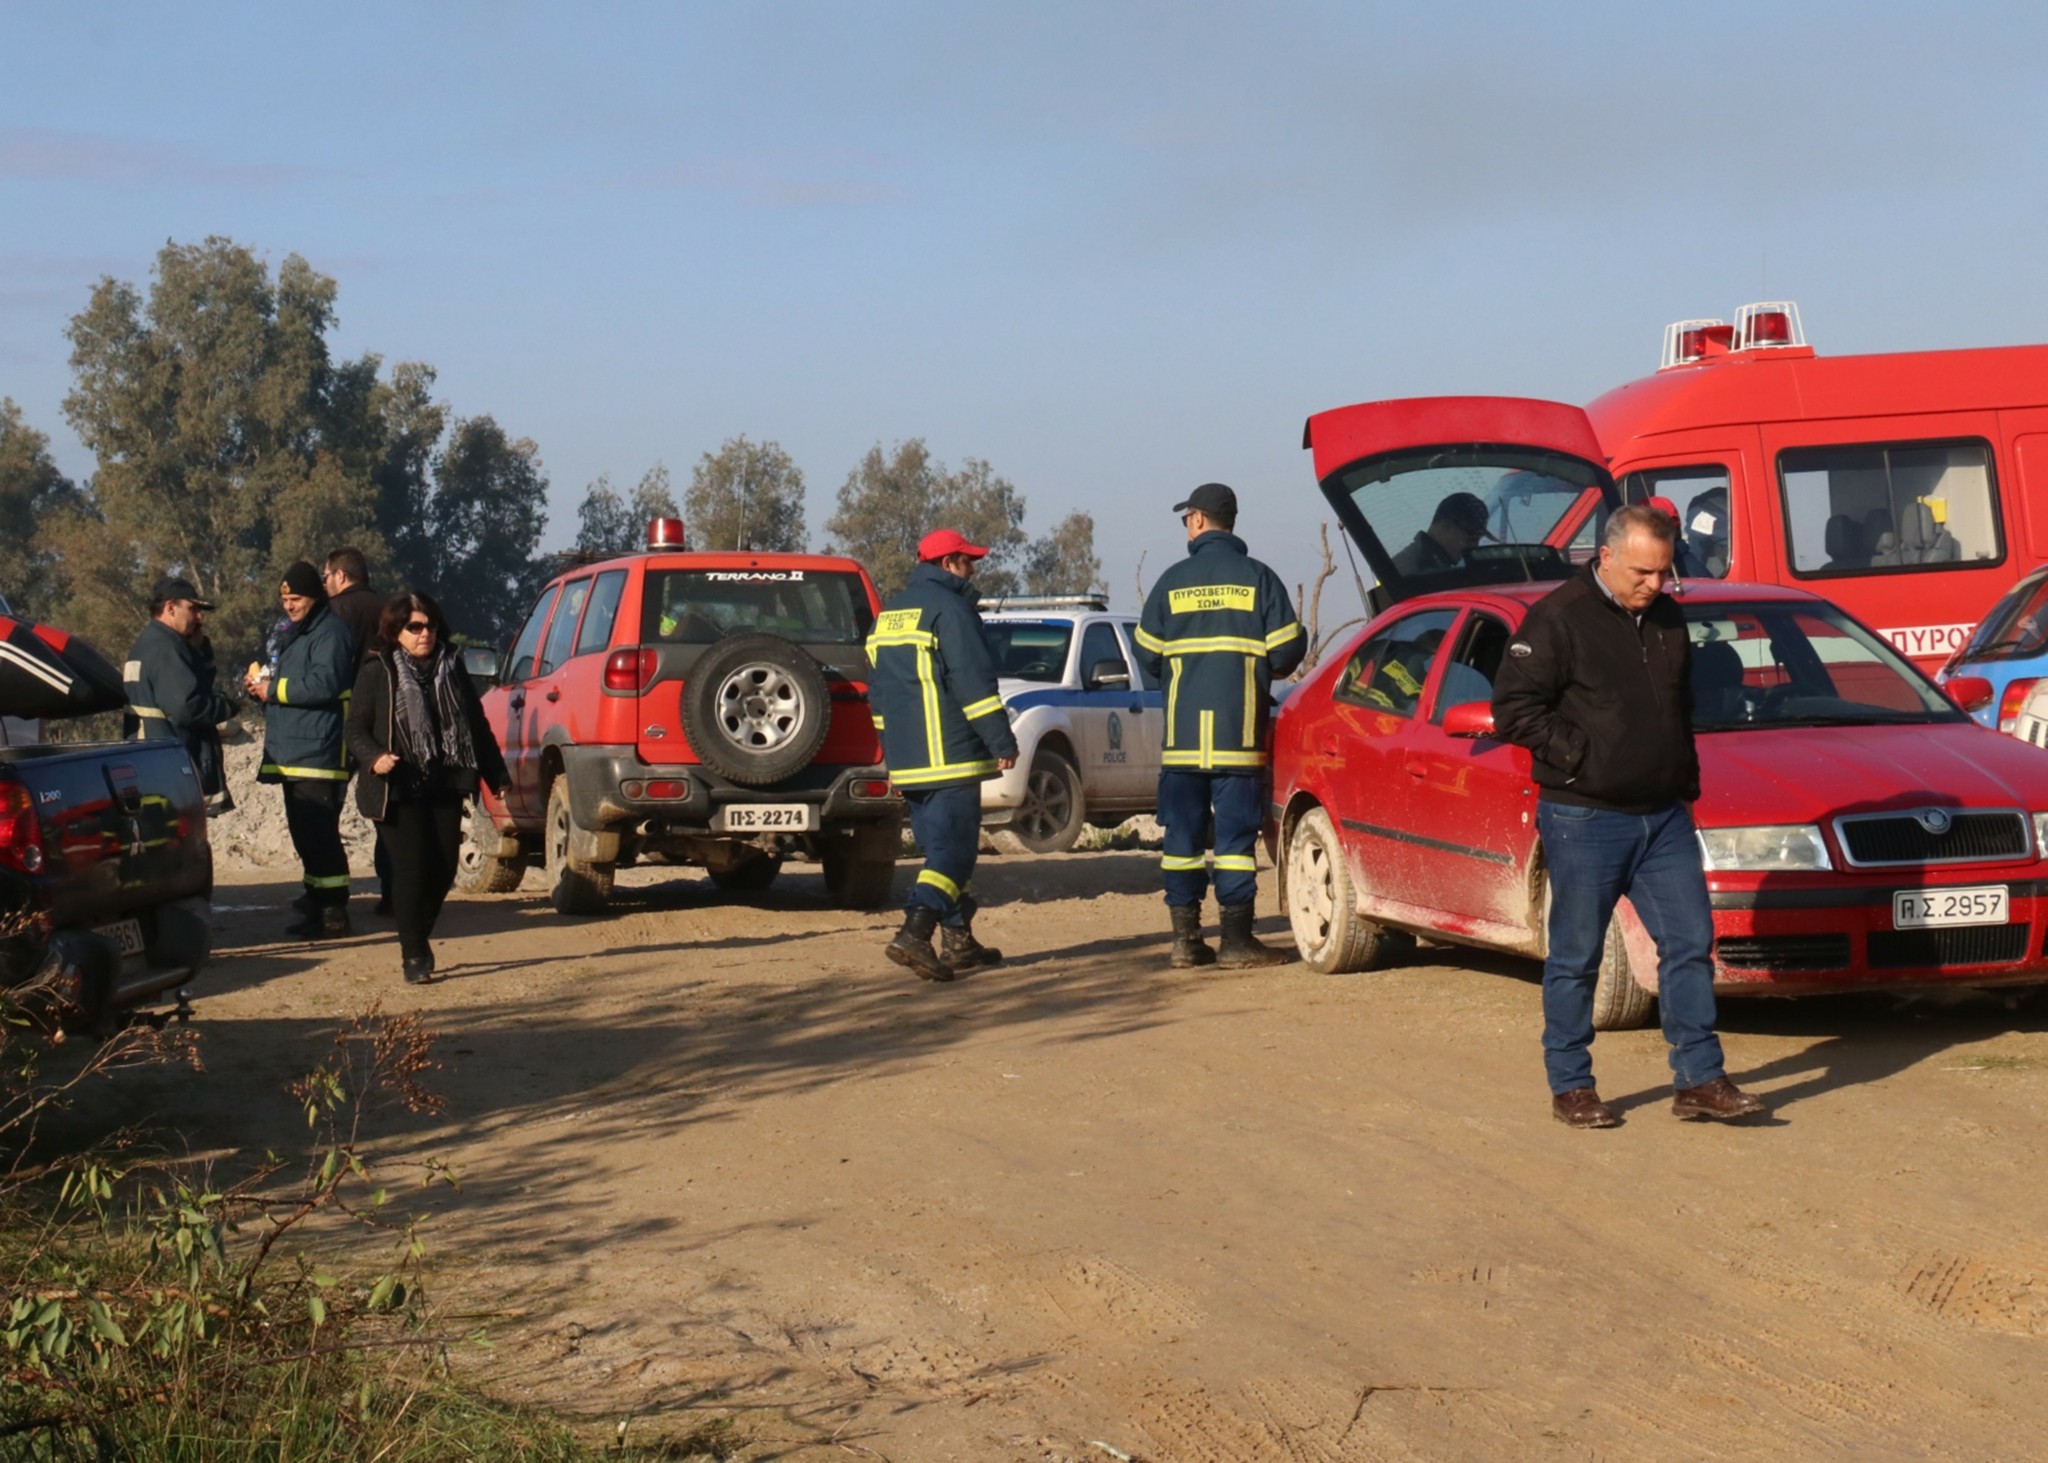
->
[[681, 632, 833, 787], [0, 618, 127, 719]]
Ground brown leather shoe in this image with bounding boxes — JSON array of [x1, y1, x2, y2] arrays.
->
[[1551, 1088, 1621, 1129], [1671, 1076, 1767, 1121]]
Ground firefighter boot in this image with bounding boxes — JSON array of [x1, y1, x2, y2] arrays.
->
[[1215, 903, 1291, 969], [1170, 903, 1216, 969], [284, 904, 353, 941], [940, 922, 1002, 970], [887, 906, 956, 982]]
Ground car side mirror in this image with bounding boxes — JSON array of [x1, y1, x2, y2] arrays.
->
[[1086, 659, 1131, 690], [462, 644, 503, 687], [1944, 675, 1994, 713], [1442, 701, 1497, 738]]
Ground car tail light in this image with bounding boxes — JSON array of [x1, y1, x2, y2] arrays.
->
[[0, 783, 46, 874], [645, 780, 688, 800], [1999, 677, 2040, 733], [853, 779, 893, 799], [604, 648, 658, 692]]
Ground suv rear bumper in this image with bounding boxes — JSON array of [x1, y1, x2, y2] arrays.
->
[[562, 746, 904, 832]]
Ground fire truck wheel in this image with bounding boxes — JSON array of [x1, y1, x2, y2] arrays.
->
[[454, 797, 528, 894], [1285, 806, 1389, 974], [545, 778, 614, 915], [682, 633, 832, 787]]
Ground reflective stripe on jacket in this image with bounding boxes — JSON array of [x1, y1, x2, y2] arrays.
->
[[258, 605, 355, 782], [865, 561, 1018, 789], [124, 619, 234, 747], [1135, 530, 1304, 770]]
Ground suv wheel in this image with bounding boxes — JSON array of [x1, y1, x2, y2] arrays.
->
[[545, 778, 615, 915], [821, 822, 900, 909], [454, 796, 528, 894], [992, 750, 1084, 854], [682, 633, 833, 786]]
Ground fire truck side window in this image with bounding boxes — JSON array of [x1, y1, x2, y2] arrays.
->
[[1778, 440, 2000, 578], [1620, 466, 1731, 578]]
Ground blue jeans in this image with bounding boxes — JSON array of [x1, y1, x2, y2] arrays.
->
[[1157, 770, 1263, 908], [1537, 800, 1725, 1096], [903, 783, 982, 928]]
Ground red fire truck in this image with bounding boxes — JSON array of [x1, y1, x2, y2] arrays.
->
[[1559, 302, 2048, 669]]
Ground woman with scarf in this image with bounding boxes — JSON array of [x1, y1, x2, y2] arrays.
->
[[345, 592, 509, 983]]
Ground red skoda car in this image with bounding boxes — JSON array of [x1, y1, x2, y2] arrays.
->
[[1271, 396, 2048, 1026]]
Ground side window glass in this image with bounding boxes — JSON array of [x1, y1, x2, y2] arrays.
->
[[1121, 625, 1160, 690], [537, 578, 592, 677], [574, 570, 628, 656], [1333, 608, 1458, 717], [1622, 465, 1731, 578], [1779, 440, 2000, 577], [1079, 622, 1126, 685], [506, 587, 558, 684], [1431, 614, 1511, 722]]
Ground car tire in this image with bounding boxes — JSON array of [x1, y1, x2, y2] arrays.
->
[[991, 750, 1085, 854], [454, 796, 528, 894], [1285, 805, 1388, 974], [707, 854, 783, 893], [821, 822, 900, 909], [1593, 914, 1658, 1031], [681, 633, 832, 787], [545, 778, 614, 915]]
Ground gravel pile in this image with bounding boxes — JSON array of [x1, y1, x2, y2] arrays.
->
[[206, 731, 379, 874]]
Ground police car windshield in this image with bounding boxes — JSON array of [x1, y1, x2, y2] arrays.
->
[[642, 570, 872, 644], [982, 621, 1073, 683], [1685, 601, 1960, 730]]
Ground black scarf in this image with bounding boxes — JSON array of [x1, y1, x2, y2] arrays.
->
[[389, 647, 478, 778]]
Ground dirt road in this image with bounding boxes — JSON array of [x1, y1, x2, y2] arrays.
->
[[106, 850, 2048, 1461]]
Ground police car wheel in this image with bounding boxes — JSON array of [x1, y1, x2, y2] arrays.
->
[[993, 750, 1084, 854], [682, 633, 832, 787], [1285, 806, 1388, 974]]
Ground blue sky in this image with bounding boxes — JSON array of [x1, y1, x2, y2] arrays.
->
[[6, 1, 2047, 613]]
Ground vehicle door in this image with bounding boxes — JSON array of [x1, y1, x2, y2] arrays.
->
[[1399, 607, 1541, 932], [1115, 620, 1165, 793], [512, 581, 591, 818], [1312, 605, 1460, 912], [1066, 619, 1148, 802], [493, 585, 560, 820], [1302, 395, 1620, 612]]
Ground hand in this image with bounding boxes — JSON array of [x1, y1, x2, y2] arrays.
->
[[373, 753, 400, 775], [998, 755, 1017, 770]]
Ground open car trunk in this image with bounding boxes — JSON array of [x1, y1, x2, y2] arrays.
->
[[1302, 396, 1622, 611]]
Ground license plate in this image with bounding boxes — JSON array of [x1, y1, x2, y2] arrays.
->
[[1893, 886, 2009, 929], [721, 804, 813, 833], [94, 918, 145, 957]]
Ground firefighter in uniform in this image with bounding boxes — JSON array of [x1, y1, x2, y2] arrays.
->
[[123, 576, 238, 807], [865, 529, 1019, 981], [245, 561, 358, 940], [1136, 483, 1305, 968]]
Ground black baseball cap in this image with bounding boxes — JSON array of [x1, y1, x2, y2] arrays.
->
[[1172, 482, 1238, 517], [1434, 491, 1494, 539], [151, 575, 215, 611]]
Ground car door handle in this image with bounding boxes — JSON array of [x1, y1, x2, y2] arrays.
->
[[545, 688, 561, 702], [1403, 753, 1429, 780]]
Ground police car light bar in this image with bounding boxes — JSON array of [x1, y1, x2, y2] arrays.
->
[[1732, 300, 1805, 352], [1660, 318, 1733, 370], [646, 517, 687, 551]]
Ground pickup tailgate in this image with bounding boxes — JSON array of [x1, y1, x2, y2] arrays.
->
[[1, 740, 212, 928]]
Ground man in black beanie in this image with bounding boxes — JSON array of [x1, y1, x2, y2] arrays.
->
[[245, 561, 358, 938]]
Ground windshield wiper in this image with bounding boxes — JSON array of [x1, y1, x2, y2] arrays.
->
[[1957, 635, 2039, 659]]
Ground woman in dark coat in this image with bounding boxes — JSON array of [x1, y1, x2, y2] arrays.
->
[[345, 592, 510, 983]]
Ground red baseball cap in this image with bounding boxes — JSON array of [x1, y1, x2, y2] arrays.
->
[[918, 528, 990, 562], [1645, 495, 1680, 520]]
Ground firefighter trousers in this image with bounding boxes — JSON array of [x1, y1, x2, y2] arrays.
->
[[282, 779, 351, 908], [1158, 769, 1263, 908], [903, 783, 982, 929]]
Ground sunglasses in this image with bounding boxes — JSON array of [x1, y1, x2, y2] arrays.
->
[[401, 619, 435, 634]]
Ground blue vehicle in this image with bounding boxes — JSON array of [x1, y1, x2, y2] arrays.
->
[[1938, 563, 2048, 734]]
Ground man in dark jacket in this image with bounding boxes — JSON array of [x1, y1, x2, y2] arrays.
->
[[865, 529, 1019, 981], [1136, 483, 1304, 969], [322, 548, 382, 662], [245, 561, 358, 940], [1492, 504, 1766, 1129], [124, 576, 238, 806]]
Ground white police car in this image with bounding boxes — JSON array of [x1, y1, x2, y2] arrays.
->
[[978, 597, 1163, 852]]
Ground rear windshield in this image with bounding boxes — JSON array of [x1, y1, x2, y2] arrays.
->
[[982, 620, 1074, 682], [1687, 600, 1960, 729], [642, 569, 873, 645]]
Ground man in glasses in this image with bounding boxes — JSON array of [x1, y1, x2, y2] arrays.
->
[[323, 546, 390, 912], [124, 576, 239, 811], [1135, 483, 1304, 970]]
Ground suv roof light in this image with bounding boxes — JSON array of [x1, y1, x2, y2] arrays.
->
[[1660, 318, 1733, 370], [647, 517, 687, 551], [1732, 300, 1805, 352]]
